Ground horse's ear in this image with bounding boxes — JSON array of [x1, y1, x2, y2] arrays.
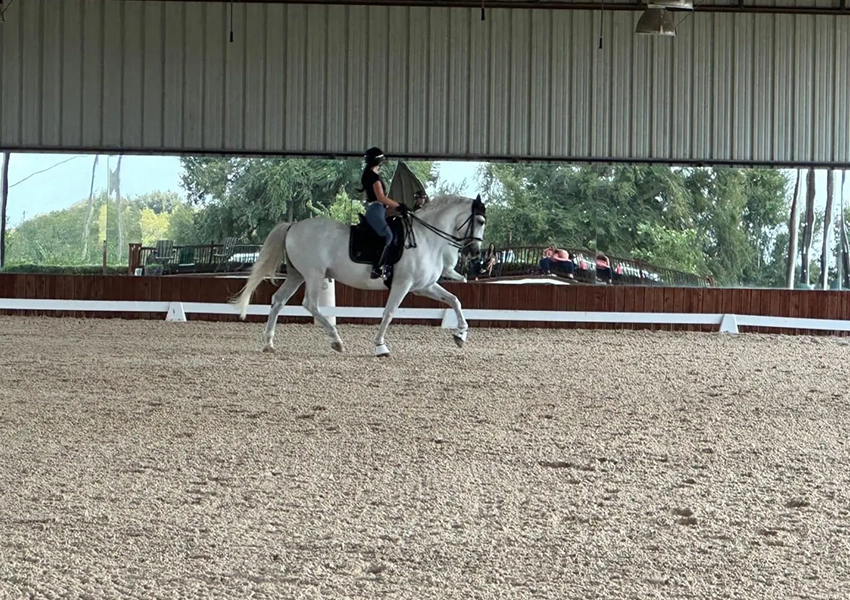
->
[[473, 193, 486, 216]]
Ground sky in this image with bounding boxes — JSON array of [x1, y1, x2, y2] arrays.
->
[[1, 152, 842, 228]]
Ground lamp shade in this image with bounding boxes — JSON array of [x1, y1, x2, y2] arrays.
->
[[635, 8, 677, 36], [648, 0, 694, 9]]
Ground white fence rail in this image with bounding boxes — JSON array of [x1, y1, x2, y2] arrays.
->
[[4, 298, 850, 335]]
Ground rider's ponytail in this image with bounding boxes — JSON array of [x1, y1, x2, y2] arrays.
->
[[357, 165, 368, 193]]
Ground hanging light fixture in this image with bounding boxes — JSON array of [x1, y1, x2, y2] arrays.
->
[[635, 8, 677, 36], [648, 0, 694, 10]]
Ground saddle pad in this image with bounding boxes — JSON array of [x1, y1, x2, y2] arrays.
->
[[348, 214, 406, 268]]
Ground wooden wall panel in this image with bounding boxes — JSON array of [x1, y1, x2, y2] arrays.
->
[[2, 275, 850, 336]]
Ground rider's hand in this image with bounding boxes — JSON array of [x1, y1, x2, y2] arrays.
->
[[396, 203, 410, 215]]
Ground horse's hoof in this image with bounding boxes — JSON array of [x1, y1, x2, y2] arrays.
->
[[263, 346, 275, 353], [331, 341, 344, 353], [375, 344, 390, 357], [453, 330, 468, 348]]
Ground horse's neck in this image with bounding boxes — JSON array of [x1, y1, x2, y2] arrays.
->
[[415, 206, 462, 238]]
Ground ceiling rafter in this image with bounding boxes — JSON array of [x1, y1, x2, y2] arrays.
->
[[117, 0, 850, 16]]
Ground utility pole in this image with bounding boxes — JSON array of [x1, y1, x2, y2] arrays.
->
[[786, 169, 801, 289], [841, 171, 848, 289], [0, 152, 9, 269]]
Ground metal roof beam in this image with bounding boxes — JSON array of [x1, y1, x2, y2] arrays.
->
[[150, 0, 850, 16]]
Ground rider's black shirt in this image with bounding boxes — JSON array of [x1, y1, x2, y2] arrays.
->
[[361, 169, 385, 204]]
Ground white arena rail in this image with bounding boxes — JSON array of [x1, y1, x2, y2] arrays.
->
[[4, 297, 850, 335]]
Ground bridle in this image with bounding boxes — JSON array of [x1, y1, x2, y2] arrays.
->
[[403, 197, 486, 251]]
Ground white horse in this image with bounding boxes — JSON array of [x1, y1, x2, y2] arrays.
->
[[230, 194, 487, 356]]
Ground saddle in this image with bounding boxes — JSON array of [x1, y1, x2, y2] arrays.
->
[[348, 213, 407, 272]]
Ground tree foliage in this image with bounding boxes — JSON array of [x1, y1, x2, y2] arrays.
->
[[480, 163, 792, 287], [9, 155, 841, 291], [179, 157, 437, 243], [5, 191, 185, 266], [6, 193, 143, 265], [6, 199, 97, 265]]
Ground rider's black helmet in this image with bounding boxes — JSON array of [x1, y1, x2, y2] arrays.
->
[[364, 146, 386, 167]]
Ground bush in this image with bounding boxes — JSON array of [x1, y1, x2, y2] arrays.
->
[[0, 264, 128, 275]]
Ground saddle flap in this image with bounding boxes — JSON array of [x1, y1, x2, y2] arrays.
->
[[349, 214, 407, 267]]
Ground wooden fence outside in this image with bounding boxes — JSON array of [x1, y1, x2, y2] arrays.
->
[[129, 242, 714, 288], [1, 273, 849, 336]]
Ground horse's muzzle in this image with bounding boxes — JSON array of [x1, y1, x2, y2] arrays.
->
[[461, 239, 483, 258]]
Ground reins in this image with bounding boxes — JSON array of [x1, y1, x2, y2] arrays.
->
[[402, 202, 485, 251]]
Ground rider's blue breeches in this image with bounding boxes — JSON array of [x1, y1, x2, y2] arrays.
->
[[365, 202, 394, 264]]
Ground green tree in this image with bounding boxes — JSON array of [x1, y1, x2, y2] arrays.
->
[[7, 198, 103, 265], [167, 203, 203, 245], [307, 189, 362, 225], [95, 201, 143, 263], [480, 163, 792, 286], [5, 190, 192, 266], [633, 223, 706, 275], [178, 157, 437, 243], [138, 208, 171, 246], [480, 163, 697, 253], [479, 163, 592, 247], [128, 191, 183, 214]]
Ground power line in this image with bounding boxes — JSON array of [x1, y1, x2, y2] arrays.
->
[[10, 155, 88, 189]]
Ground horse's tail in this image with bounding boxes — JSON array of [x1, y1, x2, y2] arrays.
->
[[230, 222, 292, 320]]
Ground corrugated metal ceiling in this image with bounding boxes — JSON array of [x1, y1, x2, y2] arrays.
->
[[0, 0, 848, 164]]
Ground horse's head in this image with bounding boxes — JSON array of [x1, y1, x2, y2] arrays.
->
[[413, 193, 487, 255], [457, 194, 487, 257]]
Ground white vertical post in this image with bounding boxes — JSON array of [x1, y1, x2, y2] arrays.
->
[[441, 308, 458, 329], [719, 314, 738, 334], [317, 278, 336, 326], [165, 302, 187, 322]]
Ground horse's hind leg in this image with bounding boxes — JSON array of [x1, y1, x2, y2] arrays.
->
[[263, 271, 305, 352], [302, 273, 345, 353]]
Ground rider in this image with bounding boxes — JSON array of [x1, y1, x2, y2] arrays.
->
[[360, 146, 408, 279]]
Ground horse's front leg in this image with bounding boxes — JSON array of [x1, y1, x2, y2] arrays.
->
[[440, 266, 467, 283], [413, 282, 469, 348], [374, 282, 412, 357]]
